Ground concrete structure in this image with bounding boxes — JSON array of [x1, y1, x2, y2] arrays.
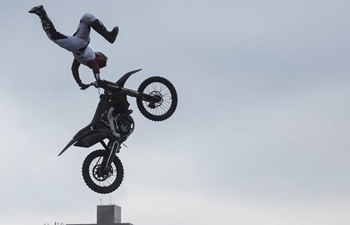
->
[[67, 205, 133, 225]]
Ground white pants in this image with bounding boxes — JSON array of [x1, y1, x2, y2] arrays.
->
[[49, 13, 96, 52], [47, 13, 97, 64]]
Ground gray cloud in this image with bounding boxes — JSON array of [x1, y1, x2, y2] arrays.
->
[[1, 1, 350, 225]]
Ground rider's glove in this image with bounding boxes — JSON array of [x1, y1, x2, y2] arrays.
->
[[97, 79, 106, 88], [79, 83, 90, 90], [92, 80, 106, 88]]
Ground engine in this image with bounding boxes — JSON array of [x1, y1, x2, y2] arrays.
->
[[117, 115, 135, 140]]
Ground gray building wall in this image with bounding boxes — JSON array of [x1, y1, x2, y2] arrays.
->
[[67, 205, 133, 225], [97, 205, 121, 224]]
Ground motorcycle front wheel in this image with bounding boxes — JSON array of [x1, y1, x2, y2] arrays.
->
[[82, 150, 124, 194], [137, 76, 178, 121]]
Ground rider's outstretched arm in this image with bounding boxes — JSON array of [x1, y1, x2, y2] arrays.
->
[[71, 59, 83, 86], [71, 58, 101, 89]]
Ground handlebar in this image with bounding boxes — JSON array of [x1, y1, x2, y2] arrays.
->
[[86, 80, 122, 91], [86, 79, 160, 102]]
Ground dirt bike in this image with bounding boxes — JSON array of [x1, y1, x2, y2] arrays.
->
[[58, 69, 178, 194]]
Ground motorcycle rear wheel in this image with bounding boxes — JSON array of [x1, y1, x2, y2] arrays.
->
[[82, 150, 124, 194], [137, 76, 178, 121]]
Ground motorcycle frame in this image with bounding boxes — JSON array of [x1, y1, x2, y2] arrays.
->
[[59, 68, 159, 163], [103, 81, 162, 103]]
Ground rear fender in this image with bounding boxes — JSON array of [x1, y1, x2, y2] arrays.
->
[[116, 69, 142, 87], [58, 126, 94, 156], [58, 139, 77, 156]]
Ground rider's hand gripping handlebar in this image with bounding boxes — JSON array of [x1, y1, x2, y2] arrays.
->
[[90, 80, 108, 89]]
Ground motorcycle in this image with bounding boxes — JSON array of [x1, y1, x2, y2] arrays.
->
[[58, 69, 178, 194]]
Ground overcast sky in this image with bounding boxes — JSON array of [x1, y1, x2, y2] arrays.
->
[[1, 1, 350, 225]]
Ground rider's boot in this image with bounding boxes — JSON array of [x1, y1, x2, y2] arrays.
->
[[91, 19, 119, 44], [28, 5, 55, 32], [28, 5, 44, 15]]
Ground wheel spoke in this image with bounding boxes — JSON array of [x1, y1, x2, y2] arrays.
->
[[142, 82, 174, 116]]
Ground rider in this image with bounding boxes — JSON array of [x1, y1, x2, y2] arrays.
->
[[29, 5, 118, 90]]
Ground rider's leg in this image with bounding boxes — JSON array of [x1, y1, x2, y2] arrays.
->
[[29, 5, 88, 53], [91, 19, 119, 44], [29, 5, 67, 40], [74, 13, 119, 44]]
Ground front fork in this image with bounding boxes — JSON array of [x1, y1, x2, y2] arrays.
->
[[100, 139, 120, 173], [98, 107, 122, 174]]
